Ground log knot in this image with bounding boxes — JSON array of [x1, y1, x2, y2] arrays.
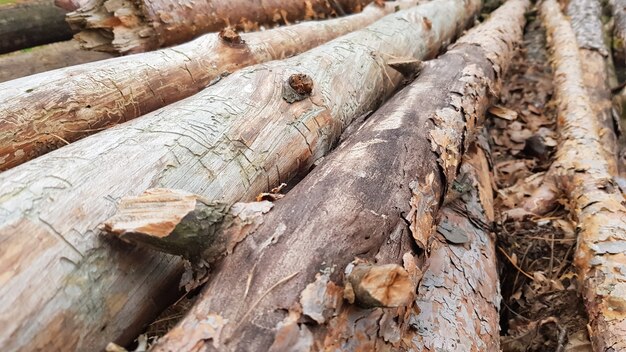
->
[[283, 73, 314, 103], [219, 27, 244, 45]]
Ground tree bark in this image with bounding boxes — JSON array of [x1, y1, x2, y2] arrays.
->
[[0, 0, 73, 54], [67, 0, 374, 54], [406, 140, 500, 352], [0, 1, 480, 351], [142, 1, 525, 350], [541, 0, 626, 349], [0, 40, 113, 83], [0, 1, 406, 171]]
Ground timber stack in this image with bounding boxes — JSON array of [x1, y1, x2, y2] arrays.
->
[[1, 0, 626, 352]]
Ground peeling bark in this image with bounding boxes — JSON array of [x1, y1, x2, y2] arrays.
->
[[407, 142, 500, 352], [0, 1, 407, 171], [147, 1, 525, 350], [0, 2, 479, 351], [0, 40, 113, 83], [67, 0, 374, 54], [0, 0, 73, 54], [540, 0, 626, 349]]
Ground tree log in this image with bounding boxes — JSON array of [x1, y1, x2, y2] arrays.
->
[[407, 140, 500, 351], [67, 0, 374, 54], [143, 1, 526, 350], [611, 0, 626, 68], [0, 40, 113, 83], [541, 0, 626, 349], [0, 1, 407, 171], [0, 0, 73, 54], [0, 1, 480, 351]]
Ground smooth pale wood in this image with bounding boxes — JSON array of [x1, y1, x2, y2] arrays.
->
[[542, 0, 626, 349], [0, 1, 406, 171], [67, 0, 374, 53], [149, 1, 525, 350], [0, 0, 73, 54], [0, 1, 480, 350], [0, 40, 113, 83]]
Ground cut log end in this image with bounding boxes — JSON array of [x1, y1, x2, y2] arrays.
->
[[344, 263, 415, 308]]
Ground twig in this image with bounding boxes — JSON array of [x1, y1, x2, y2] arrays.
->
[[498, 246, 535, 281]]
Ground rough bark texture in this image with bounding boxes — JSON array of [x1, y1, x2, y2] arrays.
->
[[148, 1, 525, 350], [67, 0, 374, 54], [0, 1, 407, 171], [0, 2, 480, 351], [567, 0, 619, 175], [0, 40, 113, 83], [542, 0, 626, 350], [611, 0, 626, 67], [407, 141, 500, 352], [0, 0, 73, 54]]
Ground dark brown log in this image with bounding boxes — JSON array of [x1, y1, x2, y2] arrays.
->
[[0, 0, 73, 54], [0, 40, 113, 83], [145, 1, 525, 350], [540, 0, 626, 349], [67, 0, 374, 54], [611, 0, 626, 67], [0, 1, 480, 351], [0, 1, 406, 171]]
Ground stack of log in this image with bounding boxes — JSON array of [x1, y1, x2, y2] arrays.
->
[[1, 0, 626, 351]]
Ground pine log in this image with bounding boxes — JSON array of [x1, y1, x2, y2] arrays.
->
[[541, 0, 626, 349], [143, 1, 526, 350], [67, 0, 374, 54], [0, 0, 73, 54], [0, 40, 113, 83], [0, 1, 407, 171], [407, 141, 500, 351], [0, 1, 480, 351]]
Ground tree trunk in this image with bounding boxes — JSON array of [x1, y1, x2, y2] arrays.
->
[[541, 0, 626, 349], [406, 140, 500, 351], [567, 0, 619, 175], [0, 0, 73, 54], [139, 1, 525, 350], [0, 1, 480, 351], [67, 0, 374, 54], [0, 1, 408, 172], [0, 40, 113, 83]]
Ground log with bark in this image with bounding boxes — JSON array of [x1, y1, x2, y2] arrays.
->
[[67, 0, 374, 54], [0, 0, 73, 54], [0, 0, 408, 171], [537, 0, 626, 349], [0, 1, 480, 351], [111, 1, 523, 350], [0, 40, 114, 83]]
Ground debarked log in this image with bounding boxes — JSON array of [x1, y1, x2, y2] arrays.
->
[[0, 1, 480, 351], [0, 1, 411, 171]]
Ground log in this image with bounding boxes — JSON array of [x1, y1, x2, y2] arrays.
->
[[0, 40, 113, 83], [0, 0, 73, 54], [141, 1, 526, 350], [0, 1, 406, 171], [407, 141, 500, 351], [67, 0, 374, 54], [541, 0, 626, 349], [0, 1, 480, 351]]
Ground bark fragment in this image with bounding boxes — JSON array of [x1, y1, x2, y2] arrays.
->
[[67, 0, 374, 54], [540, 0, 626, 349], [0, 2, 479, 350], [147, 1, 525, 350], [0, 1, 410, 171]]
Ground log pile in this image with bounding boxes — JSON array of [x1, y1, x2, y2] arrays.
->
[[2, 0, 626, 351]]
